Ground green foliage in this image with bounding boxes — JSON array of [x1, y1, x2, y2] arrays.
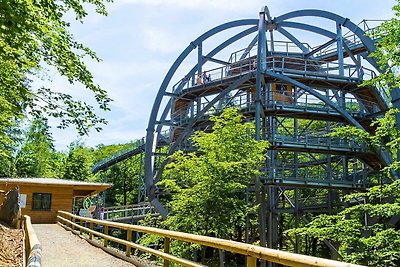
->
[[153, 108, 268, 257], [104, 159, 140, 205], [0, 123, 23, 176], [365, 0, 400, 92], [291, 180, 400, 266], [93, 142, 143, 206], [14, 117, 61, 177], [0, 0, 112, 145], [63, 142, 94, 181], [294, 3, 400, 266], [330, 108, 400, 173]]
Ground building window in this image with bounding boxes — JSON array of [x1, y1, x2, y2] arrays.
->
[[32, 193, 52, 211]]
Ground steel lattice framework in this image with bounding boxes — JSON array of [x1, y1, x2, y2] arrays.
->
[[93, 6, 400, 259]]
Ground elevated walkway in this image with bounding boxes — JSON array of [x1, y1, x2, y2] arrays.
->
[[92, 141, 145, 173], [101, 203, 159, 223]]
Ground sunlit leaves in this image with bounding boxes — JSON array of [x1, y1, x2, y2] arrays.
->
[[161, 108, 268, 244], [0, 0, 112, 142]]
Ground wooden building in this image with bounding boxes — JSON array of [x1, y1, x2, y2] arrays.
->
[[0, 178, 112, 224]]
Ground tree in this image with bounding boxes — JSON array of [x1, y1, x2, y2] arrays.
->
[[0, 0, 112, 147], [292, 179, 400, 266], [0, 123, 23, 177], [366, 0, 400, 92], [63, 142, 94, 181], [291, 3, 400, 265], [15, 117, 56, 177], [161, 108, 268, 239], [93, 142, 142, 205], [291, 107, 400, 266], [104, 159, 140, 206]]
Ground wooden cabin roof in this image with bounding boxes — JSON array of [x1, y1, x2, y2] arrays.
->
[[0, 178, 112, 195]]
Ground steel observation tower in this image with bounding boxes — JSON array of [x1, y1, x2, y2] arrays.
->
[[93, 6, 400, 255]]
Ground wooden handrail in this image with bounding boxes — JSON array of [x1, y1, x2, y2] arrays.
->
[[57, 210, 364, 267], [23, 215, 42, 267]]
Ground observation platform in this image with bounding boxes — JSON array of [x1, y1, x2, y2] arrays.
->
[[173, 56, 387, 113]]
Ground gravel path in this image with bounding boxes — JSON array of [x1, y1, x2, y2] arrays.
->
[[33, 224, 134, 267]]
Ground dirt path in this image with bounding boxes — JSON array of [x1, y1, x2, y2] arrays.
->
[[33, 224, 134, 267]]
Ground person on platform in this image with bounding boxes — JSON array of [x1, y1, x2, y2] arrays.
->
[[196, 73, 202, 85], [100, 207, 105, 220], [203, 71, 208, 83]]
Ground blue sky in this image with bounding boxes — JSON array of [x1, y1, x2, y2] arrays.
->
[[46, 0, 397, 150]]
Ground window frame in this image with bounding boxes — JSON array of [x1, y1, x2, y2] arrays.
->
[[32, 192, 52, 211]]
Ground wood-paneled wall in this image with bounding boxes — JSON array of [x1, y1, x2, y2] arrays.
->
[[0, 184, 74, 224]]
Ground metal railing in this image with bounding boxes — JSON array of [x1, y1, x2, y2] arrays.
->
[[314, 21, 384, 58], [172, 90, 381, 122], [173, 126, 368, 155], [174, 56, 374, 92], [57, 211, 364, 267], [102, 203, 156, 221], [264, 165, 368, 187], [92, 138, 145, 173], [267, 126, 367, 151], [228, 40, 313, 63], [92, 129, 172, 174]]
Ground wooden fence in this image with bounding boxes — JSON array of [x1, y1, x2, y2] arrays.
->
[[23, 215, 42, 267], [57, 210, 364, 267]]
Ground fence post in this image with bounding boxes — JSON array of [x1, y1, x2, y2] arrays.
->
[[79, 219, 83, 235], [72, 217, 76, 231], [126, 230, 132, 257], [246, 256, 257, 267], [104, 225, 108, 247], [163, 237, 171, 267], [89, 222, 94, 239]]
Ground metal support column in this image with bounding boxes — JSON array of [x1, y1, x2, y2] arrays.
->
[[336, 23, 344, 77], [198, 43, 203, 76], [256, 8, 268, 267]]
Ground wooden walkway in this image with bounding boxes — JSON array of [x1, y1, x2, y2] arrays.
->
[[33, 224, 133, 267]]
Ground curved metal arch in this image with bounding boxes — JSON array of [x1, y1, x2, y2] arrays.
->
[[277, 20, 381, 71], [155, 25, 259, 134], [275, 9, 376, 53], [145, 19, 259, 201], [144, 7, 391, 214], [278, 21, 337, 39], [148, 19, 258, 133]]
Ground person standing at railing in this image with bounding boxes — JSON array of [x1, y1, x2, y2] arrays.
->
[[252, 59, 257, 70], [196, 73, 202, 85], [359, 66, 364, 81], [100, 207, 105, 220], [206, 73, 211, 83], [202, 71, 207, 84]]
